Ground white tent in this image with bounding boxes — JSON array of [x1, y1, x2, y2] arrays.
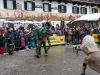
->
[[4, 21, 14, 23], [12, 20, 34, 24], [72, 13, 100, 23], [24, 21, 34, 24], [0, 19, 6, 22]]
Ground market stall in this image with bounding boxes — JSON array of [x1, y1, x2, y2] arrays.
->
[[71, 13, 100, 27], [71, 13, 100, 43], [72, 13, 100, 22]]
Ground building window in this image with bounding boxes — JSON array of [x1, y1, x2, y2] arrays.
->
[[58, 5, 66, 13], [44, 4, 49, 12], [82, 8, 85, 14], [7, 0, 13, 9], [43, 3, 51, 12], [74, 7, 77, 13], [72, 6, 79, 14], [95, 0, 100, 3], [61, 5, 64, 13], [92, 8, 98, 13], [27, 2, 32, 10], [3, 0, 16, 9], [81, 7, 87, 14], [24, 1, 35, 11]]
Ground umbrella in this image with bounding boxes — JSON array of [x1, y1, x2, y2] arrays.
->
[[72, 13, 100, 23]]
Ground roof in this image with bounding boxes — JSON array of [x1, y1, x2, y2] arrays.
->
[[42, 0, 100, 7]]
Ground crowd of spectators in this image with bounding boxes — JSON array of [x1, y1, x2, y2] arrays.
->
[[0, 22, 100, 55], [0, 25, 35, 55], [64, 25, 100, 44], [49, 23, 100, 45]]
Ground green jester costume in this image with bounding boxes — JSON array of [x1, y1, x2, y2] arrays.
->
[[33, 24, 54, 58]]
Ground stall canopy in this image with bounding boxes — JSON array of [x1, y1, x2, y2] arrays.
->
[[3, 20, 46, 24], [3, 20, 34, 24], [72, 13, 100, 23], [0, 19, 6, 22]]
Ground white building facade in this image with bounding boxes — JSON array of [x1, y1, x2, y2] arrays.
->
[[0, 0, 99, 27], [0, 0, 99, 14]]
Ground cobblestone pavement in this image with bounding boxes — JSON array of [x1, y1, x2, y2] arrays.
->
[[0, 45, 100, 75]]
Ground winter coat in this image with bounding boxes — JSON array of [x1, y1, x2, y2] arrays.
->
[[5, 32, 15, 45], [0, 35, 4, 47], [81, 45, 100, 73], [68, 31, 72, 40]]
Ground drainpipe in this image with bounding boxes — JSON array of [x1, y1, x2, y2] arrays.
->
[[89, 5, 92, 14], [99, 18, 100, 28]]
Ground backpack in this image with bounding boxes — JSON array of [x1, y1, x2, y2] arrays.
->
[[62, 30, 64, 36], [57, 30, 62, 36]]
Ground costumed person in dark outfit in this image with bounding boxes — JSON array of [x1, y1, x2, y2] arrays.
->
[[33, 22, 54, 58], [5, 28, 15, 55]]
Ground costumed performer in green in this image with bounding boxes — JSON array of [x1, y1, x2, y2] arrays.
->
[[33, 22, 54, 58]]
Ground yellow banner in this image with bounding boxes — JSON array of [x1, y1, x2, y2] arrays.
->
[[92, 34, 98, 42], [46, 36, 65, 46]]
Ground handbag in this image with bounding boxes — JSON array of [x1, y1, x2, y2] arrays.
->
[[21, 40, 25, 47]]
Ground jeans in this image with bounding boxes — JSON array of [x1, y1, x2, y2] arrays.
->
[[68, 40, 72, 44]]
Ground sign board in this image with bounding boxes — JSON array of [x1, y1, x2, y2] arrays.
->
[[35, 5, 42, 8], [46, 35, 65, 46], [92, 34, 98, 42], [16, 3, 22, 10]]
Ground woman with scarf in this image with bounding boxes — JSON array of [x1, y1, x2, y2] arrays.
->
[[81, 35, 100, 75]]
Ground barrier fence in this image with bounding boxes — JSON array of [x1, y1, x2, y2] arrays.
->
[[4, 34, 100, 52]]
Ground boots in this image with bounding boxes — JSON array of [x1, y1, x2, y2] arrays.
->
[[8, 44, 14, 55]]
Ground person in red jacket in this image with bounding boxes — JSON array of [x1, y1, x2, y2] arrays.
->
[[0, 27, 4, 55]]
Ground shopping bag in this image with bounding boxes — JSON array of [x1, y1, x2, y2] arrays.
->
[[0, 47, 4, 54]]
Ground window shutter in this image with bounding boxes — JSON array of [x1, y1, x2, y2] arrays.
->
[[32, 2, 35, 10], [13, 0, 16, 9], [64, 6, 66, 13], [80, 7, 82, 14], [49, 4, 51, 12], [77, 7, 79, 14], [43, 3, 45, 11], [3, 0, 7, 9], [96, 9, 98, 13], [58, 5, 61, 12], [92, 8, 93, 13], [24, 1, 27, 10], [95, 8, 96, 13], [85, 8, 87, 14], [72, 6, 74, 13]]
